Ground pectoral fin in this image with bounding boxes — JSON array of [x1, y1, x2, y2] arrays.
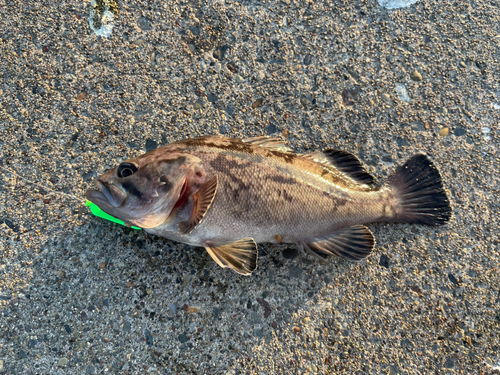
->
[[178, 175, 218, 234], [205, 238, 258, 275], [303, 225, 375, 262]]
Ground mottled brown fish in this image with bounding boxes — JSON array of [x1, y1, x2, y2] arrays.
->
[[86, 136, 451, 275]]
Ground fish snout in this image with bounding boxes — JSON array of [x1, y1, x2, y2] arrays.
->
[[95, 179, 127, 208]]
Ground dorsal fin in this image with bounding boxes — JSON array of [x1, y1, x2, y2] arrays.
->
[[303, 149, 376, 186], [242, 136, 292, 152]]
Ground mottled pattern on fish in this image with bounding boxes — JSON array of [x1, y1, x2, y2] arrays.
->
[[149, 137, 390, 243], [86, 135, 452, 275]]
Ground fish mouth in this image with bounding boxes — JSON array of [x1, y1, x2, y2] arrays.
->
[[86, 180, 127, 208]]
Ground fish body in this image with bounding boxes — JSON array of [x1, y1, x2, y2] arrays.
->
[[86, 136, 451, 275]]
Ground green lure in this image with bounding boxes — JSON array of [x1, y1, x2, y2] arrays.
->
[[85, 200, 142, 230]]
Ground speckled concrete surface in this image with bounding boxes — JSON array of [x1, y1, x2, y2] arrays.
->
[[1, 0, 499, 374]]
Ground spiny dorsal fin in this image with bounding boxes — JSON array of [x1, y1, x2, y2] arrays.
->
[[205, 238, 258, 275], [178, 175, 218, 234], [303, 149, 376, 186], [242, 136, 292, 152], [303, 225, 375, 262]]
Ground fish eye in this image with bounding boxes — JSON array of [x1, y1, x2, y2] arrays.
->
[[117, 163, 138, 178]]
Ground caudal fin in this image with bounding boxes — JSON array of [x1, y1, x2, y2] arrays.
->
[[387, 154, 452, 225]]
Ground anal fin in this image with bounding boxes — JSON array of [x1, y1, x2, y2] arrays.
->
[[205, 238, 258, 275], [179, 175, 218, 234], [303, 225, 375, 262]]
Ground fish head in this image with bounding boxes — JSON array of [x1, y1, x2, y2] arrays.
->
[[85, 148, 201, 229]]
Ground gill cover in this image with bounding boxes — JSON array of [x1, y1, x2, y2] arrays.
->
[[131, 156, 201, 228]]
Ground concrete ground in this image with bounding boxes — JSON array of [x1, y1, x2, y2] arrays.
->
[[0, 0, 499, 373]]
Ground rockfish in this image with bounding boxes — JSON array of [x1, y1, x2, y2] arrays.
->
[[85, 136, 451, 275]]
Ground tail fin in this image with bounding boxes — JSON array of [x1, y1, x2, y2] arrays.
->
[[387, 154, 452, 225]]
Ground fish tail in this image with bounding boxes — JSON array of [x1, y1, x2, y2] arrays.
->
[[386, 153, 452, 225]]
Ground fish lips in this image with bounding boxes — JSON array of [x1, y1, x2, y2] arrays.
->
[[85, 180, 129, 222], [93, 180, 127, 208]]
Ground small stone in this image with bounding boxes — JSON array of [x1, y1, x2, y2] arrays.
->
[[169, 302, 177, 313], [302, 317, 311, 324], [145, 329, 153, 347], [59, 358, 68, 366], [226, 63, 238, 73], [266, 124, 276, 135], [410, 70, 422, 81], [18, 350, 27, 359], [288, 266, 304, 278], [272, 321, 277, 329], [213, 307, 221, 318], [454, 127, 466, 137], [207, 93, 218, 103], [0, 360, 3, 370], [293, 326, 301, 333], [145, 139, 158, 152], [255, 71, 265, 80], [379, 254, 390, 268], [213, 45, 229, 60], [251, 98, 264, 108], [123, 321, 131, 333], [178, 333, 189, 343], [186, 306, 199, 313], [381, 93, 391, 102], [77, 92, 87, 101], [99, 262, 106, 269], [282, 247, 298, 260], [214, 62, 221, 73], [137, 17, 151, 31], [300, 95, 311, 108], [193, 99, 203, 109], [438, 127, 450, 137], [448, 273, 459, 285], [85, 365, 96, 374], [187, 44, 196, 53], [235, 75, 245, 84], [395, 83, 411, 102], [3, 218, 18, 232], [341, 88, 358, 106]]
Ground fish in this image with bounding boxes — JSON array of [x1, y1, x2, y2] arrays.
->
[[85, 135, 452, 275]]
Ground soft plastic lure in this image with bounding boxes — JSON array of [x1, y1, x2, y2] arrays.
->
[[85, 200, 141, 230]]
